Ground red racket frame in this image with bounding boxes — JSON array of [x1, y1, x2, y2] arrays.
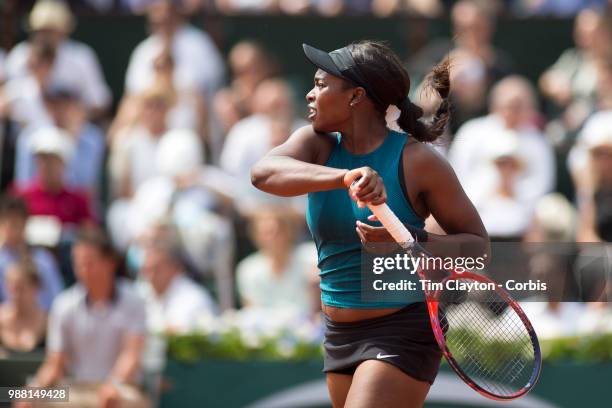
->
[[421, 269, 542, 401]]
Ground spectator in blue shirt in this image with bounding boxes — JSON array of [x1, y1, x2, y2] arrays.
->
[[14, 85, 106, 203], [0, 196, 63, 310]]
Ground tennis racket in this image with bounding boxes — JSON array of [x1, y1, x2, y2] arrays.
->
[[366, 202, 542, 401]]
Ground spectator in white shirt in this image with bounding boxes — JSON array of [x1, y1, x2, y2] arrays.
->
[[469, 133, 537, 238], [448, 75, 555, 238], [213, 40, 276, 135], [124, 0, 224, 97], [108, 129, 236, 310], [138, 231, 216, 334], [22, 229, 149, 408], [568, 110, 612, 200], [220, 78, 305, 180], [109, 128, 207, 244], [219, 78, 308, 213], [5, 0, 111, 119], [407, 0, 515, 134], [1, 41, 55, 128], [109, 84, 172, 199], [212, 40, 277, 160], [237, 205, 316, 317], [112, 45, 208, 143]]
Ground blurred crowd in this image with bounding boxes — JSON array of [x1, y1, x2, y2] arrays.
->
[[4, 0, 612, 17], [0, 0, 611, 406]]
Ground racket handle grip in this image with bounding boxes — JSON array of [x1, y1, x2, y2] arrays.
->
[[367, 203, 415, 248]]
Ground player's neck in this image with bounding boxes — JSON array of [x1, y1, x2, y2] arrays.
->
[[339, 114, 388, 155]]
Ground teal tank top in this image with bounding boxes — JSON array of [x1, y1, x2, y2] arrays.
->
[[306, 129, 425, 309]]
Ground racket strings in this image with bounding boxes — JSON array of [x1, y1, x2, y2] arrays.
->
[[438, 279, 536, 397]]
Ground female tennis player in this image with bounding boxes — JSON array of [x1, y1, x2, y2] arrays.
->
[[251, 41, 489, 408]]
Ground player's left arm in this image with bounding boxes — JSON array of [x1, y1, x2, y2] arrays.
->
[[410, 142, 490, 259], [355, 142, 490, 259]]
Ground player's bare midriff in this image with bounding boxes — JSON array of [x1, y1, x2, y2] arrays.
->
[[322, 303, 403, 323]]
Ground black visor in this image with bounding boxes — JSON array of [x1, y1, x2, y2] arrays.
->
[[302, 43, 386, 108], [303, 43, 346, 79]]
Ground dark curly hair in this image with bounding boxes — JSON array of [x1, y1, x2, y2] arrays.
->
[[348, 40, 451, 143]]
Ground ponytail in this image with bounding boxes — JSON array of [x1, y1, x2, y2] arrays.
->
[[396, 58, 451, 143]]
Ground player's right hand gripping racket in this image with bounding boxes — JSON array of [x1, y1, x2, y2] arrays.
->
[[367, 202, 542, 401]]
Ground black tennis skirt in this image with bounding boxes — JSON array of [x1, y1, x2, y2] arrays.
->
[[322, 302, 442, 384]]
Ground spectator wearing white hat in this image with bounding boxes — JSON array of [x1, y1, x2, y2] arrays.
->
[[11, 127, 95, 233], [568, 110, 612, 191], [109, 128, 209, 246], [524, 193, 578, 300], [448, 75, 556, 239], [514, 193, 583, 340], [14, 85, 105, 198], [567, 110, 612, 241], [5, 0, 111, 119], [468, 131, 536, 240], [108, 128, 236, 309]]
